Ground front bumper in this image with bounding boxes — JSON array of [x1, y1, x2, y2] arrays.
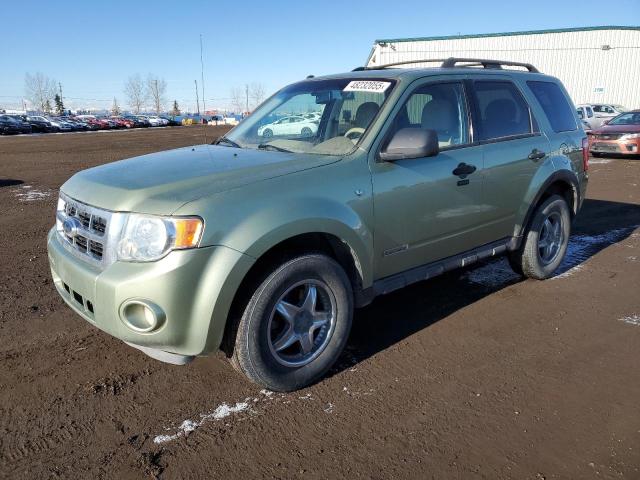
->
[[590, 138, 640, 155], [47, 228, 254, 358]]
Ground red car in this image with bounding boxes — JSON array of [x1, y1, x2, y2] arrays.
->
[[111, 117, 134, 128], [589, 110, 640, 157]]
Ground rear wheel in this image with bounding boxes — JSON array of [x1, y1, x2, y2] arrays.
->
[[262, 128, 273, 138], [509, 195, 571, 280], [301, 127, 312, 137], [230, 254, 353, 392]]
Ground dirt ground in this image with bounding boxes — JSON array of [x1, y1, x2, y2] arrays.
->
[[1, 127, 639, 480]]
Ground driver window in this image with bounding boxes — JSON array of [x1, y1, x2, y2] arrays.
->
[[389, 82, 469, 148]]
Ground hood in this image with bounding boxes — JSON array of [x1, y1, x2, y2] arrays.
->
[[592, 124, 640, 135], [61, 145, 339, 215]]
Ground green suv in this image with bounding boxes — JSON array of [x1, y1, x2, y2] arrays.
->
[[47, 58, 588, 391]]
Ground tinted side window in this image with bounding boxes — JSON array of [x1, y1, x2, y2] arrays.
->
[[527, 81, 577, 133], [472, 81, 532, 141]]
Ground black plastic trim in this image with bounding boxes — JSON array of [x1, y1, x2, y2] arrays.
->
[[514, 170, 581, 245], [372, 238, 511, 296]]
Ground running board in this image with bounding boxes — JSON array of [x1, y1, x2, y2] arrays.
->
[[373, 238, 512, 296]]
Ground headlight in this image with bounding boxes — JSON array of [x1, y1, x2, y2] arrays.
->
[[621, 133, 640, 140], [117, 214, 203, 262]]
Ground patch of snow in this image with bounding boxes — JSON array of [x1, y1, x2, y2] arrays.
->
[[13, 185, 53, 202], [323, 402, 334, 414], [619, 315, 640, 327], [153, 401, 249, 444], [553, 227, 639, 278], [588, 159, 611, 164], [464, 226, 639, 287]]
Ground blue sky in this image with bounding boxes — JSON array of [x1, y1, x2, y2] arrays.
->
[[1, 0, 638, 112]]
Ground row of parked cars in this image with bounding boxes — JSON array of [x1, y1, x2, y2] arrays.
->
[[0, 114, 180, 135]]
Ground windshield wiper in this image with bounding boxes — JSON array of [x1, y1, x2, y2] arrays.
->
[[257, 143, 293, 153], [214, 136, 241, 148]]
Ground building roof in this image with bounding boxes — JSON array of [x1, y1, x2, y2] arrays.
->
[[375, 25, 640, 44]]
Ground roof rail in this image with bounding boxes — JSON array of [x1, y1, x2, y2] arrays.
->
[[441, 57, 539, 72], [354, 57, 539, 73], [353, 59, 448, 71]]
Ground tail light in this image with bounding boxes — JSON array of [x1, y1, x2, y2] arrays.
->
[[581, 137, 589, 172]]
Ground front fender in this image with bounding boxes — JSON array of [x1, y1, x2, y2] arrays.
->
[[174, 158, 375, 288], [221, 197, 373, 288]]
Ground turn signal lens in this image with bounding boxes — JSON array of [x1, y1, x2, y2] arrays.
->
[[173, 218, 203, 249]]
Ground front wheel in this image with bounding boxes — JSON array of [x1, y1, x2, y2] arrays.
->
[[230, 254, 353, 392], [509, 194, 571, 279]]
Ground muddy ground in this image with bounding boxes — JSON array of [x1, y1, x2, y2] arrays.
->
[[1, 127, 639, 479]]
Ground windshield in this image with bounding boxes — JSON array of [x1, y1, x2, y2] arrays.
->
[[607, 112, 640, 126], [223, 78, 396, 156]]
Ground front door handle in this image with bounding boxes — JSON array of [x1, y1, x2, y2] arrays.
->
[[528, 149, 546, 161], [452, 162, 477, 178]]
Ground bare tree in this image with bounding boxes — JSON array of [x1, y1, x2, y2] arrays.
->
[[111, 97, 121, 116], [24, 72, 57, 112], [146, 74, 167, 114], [250, 82, 266, 109], [230, 86, 245, 114], [124, 74, 146, 114]]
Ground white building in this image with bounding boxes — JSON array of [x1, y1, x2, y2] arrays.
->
[[366, 26, 640, 109]]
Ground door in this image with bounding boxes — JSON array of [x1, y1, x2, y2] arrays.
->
[[467, 79, 551, 239], [370, 81, 488, 279]]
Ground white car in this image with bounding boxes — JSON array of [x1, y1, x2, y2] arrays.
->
[[144, 115, 168, 127], [257, 115, 318, 138], [577, 103, 627, 129]]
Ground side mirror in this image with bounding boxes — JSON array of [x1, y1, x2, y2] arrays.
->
[[379, 128, 439, 161]]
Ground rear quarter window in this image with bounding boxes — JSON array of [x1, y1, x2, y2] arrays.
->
[[527, 81, 577, 133]]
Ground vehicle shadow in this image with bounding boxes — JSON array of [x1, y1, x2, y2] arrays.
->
[[0, 179, 24, 188], [329, 198, 640, 376]]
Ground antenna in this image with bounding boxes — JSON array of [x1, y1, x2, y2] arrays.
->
[[200, 34, 207, 144]]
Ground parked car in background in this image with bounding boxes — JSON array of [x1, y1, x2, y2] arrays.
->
[[144, 115, 168, 126], [23, 115, 56, 133], [257, 115, 319, 138], [160, 116, 182, 126], [4, 115, 33, 134], [124, 115, 149, 128], [589, 110, 640, 156], [47, 117, 73, 132], [576, 104, 598, 129], [577, 103, 628, 129], [0, 115, 22, 134]]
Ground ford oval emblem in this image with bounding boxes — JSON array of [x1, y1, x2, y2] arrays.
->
[[62, 217, 81, 237]]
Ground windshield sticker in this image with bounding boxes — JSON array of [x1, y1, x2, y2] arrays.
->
[[343, 81, 391, 93]]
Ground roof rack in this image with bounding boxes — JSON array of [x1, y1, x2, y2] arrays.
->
[[354, 57, 539, 73]]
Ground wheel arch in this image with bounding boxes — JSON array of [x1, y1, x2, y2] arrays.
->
[[512, 169, 579, 248], [220, 230, 368, 357]]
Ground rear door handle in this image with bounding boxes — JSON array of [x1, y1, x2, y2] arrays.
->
[[452, 162, 477, 178], [528, 149, 546, 161]]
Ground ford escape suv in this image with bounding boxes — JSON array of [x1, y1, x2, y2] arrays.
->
[[48, 58, 588, 391]]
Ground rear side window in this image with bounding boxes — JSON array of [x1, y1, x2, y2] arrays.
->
[[527, 81, 577, 133], [472, 81, 533, 141]]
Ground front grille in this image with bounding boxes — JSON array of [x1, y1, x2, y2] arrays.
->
[[595, 134, 622, 141], [57, 193, 115, 266]]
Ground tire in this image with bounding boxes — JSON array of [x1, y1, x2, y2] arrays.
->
[[231, 254, 353, 392], [301, 127, 312, 137], [509, 194, 571, 280], [263, 128, 273, 138]]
